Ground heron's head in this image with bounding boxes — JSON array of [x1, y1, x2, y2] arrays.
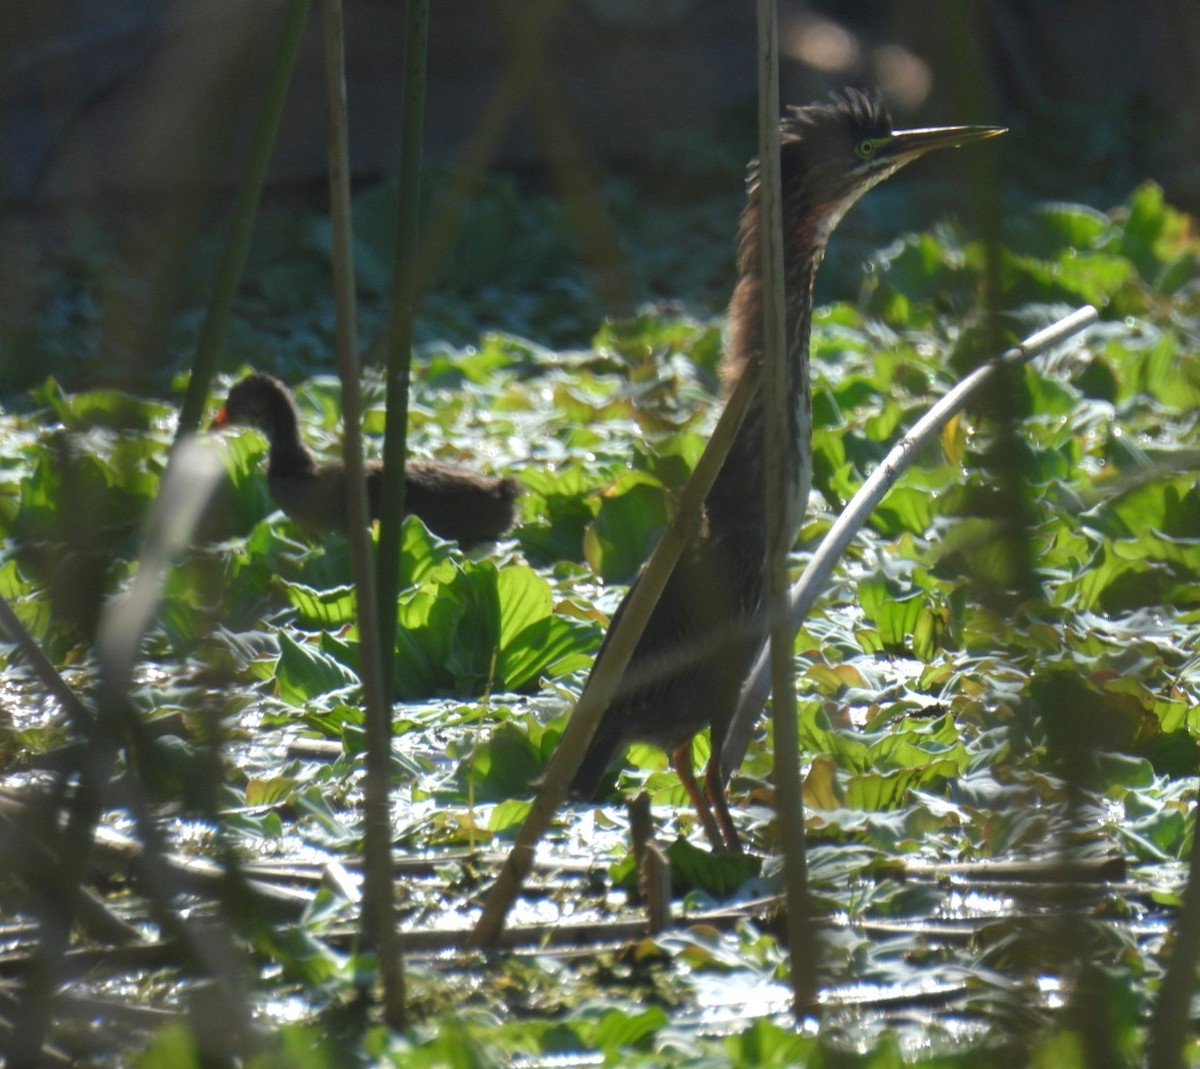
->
[[769, 88, 1005, 241]]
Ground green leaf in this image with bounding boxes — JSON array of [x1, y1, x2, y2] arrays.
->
[[516, 463, 605, 566], [1156, 248, 1200, 295], [399, 514, 457, 589], [294, 786, 356, 848], [635, 429, 706, 490], [393, 586, 445, 697], [1005, 249, 1134, 308], [843, 759, 961, 810], [460, 721, 544, 801], [245, 776, 300, 806], [499, 613, 598, 692], [589, 1006, 668, 1052], [32, 377, 173, 431], [134, 1024, 202, 1069], [583, 470, 671, 583], [1086, 477, 1200, 540], [426, 1018, 498, 1069], [869, 714, 966, 769], [665, 837, 760, 897], [275, 631, 359, 704], [253, 924, 342, 986], [1030, 668, 1158, 768], [390, 560, 513, 698], [1118, 181, 1179, 279], [487, 798, 532, 833], [496, 565, 550, 653], [725, 1017, 817, 1067], [0, 558, 29, 600], [284, 582, 356, 630], [871, 485, 934, 537], [858, 575, 929, 654], [1033, 201, 1110, 252], [211, 430, 274, 534]]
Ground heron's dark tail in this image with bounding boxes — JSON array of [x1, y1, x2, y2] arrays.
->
[[567, 723, 622, 800]]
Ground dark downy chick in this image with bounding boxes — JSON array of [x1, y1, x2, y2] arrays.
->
[[212, 371, 519, 547]]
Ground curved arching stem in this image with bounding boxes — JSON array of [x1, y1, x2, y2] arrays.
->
[[720, 304, 1099, 777]]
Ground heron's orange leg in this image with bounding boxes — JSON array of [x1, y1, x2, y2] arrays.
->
[[671, 743, 728, 853], [704, 752, 743, 855]]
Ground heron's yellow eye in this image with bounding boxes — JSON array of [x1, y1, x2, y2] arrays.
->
[[856, 139, 877, 159]]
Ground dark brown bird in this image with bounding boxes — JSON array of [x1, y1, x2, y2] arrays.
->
[[570, 90, 1004, 852], [212, 372, 519, 547]]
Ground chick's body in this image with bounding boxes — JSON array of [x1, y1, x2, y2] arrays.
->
[[214, 372, 518, 547]]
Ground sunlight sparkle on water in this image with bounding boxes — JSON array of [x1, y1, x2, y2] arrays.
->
[[1038, 974, 1067, 1009], [942, 889, 1014, 917], [262, 992, 321, 1025], [684, 972, 793, 1028]]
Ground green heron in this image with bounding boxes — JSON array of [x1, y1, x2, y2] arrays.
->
[[212, 372, 519, 547], [570, 90, 1003, 853]]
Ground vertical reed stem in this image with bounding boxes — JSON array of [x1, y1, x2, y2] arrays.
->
[[755, 0, 818, 1018], [319, 0, 406, 1028]]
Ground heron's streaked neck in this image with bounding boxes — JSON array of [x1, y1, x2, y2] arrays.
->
[[709, 198, 837, 540]]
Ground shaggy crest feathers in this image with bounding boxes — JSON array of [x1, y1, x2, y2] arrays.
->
[[781, 87, 891, 140], [745, 88, 893, 197]]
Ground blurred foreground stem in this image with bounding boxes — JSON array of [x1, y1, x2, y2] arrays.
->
[[755, 0, 818, 1019], [319, 0, 405, 1028]]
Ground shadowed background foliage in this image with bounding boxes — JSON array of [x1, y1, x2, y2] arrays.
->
[[1, 0, 1197, 396]]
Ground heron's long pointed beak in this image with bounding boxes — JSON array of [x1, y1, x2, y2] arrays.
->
[[888, 123, 1006, 163]]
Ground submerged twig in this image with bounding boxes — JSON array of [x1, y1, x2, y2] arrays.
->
[[629, 792, 672, 933], [0, 598, 91, 733], [1148, 792, 1200, 1069]]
